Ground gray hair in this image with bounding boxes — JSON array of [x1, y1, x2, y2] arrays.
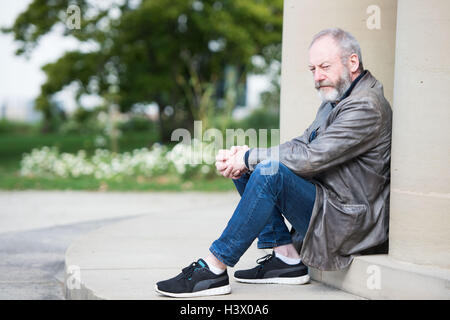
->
[[310, 28, 364, 72]]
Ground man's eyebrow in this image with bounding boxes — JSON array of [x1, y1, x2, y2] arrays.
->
[[309, 61, 331, 68]]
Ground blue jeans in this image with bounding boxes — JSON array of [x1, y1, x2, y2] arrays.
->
[[209, 160, 317, 267]]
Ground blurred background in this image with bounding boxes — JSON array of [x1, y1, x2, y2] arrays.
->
[[0, 0, 283, 191]]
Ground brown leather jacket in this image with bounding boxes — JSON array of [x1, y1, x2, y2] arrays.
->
[[247, 70, 392, 270]]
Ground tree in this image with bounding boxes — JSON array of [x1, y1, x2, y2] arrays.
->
[[3, 0, 283, 141]]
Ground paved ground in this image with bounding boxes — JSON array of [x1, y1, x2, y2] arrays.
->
[[65, 209, 363, 300], [0, 216, 131, 299], [0, 191, 237, 299], [0, 191, 362, 300]]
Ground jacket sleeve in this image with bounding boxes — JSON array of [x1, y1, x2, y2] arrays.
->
[[246, 100, 382, 177]]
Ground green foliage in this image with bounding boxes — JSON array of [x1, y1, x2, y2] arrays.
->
[[228, 107, 280, 147], [232, 108, 279, 131], [58, 107, 103, 134], [3, 0, 283, 140], [0, 134, 233, 191], [0, 131, 157, 165], [118, 115, 156, 132], [0, 119, 40, 135], [0, 164, 235, 191]]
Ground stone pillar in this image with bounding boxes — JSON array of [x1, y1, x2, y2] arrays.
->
[[279, 0, 397, 141], [389, 0, 450, 268]]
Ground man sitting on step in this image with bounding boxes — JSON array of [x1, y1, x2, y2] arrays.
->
[[155, 28, 392, 298]]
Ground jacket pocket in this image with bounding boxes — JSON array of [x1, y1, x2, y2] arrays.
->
[[326, 201, 367, 256]]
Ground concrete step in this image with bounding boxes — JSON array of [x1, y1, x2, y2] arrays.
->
[[64, 208, 363, 300], [310, 254, 450, 300]]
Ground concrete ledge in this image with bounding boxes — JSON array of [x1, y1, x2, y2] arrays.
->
[[310, 254, 450, 299], [64, 209, 363, 300], [63, 203, 450, 300]]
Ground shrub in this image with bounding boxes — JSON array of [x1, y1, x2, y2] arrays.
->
[[0, 119, 39, 135], [118, 115, 156, 132], [19, 140, 218, 181], [232, 107, 279, 131]]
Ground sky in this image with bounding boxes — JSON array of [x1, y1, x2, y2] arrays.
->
[[0, 1, 81, 108], [0, 0, 271, 116]]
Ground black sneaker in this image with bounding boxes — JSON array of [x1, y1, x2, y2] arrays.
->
[[155, 259, 231, 298], [234, 252, 310, 284]]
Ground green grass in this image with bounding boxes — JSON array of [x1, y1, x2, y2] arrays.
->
[[0, 169, 235, 191], [0, 132, 158, 161], [0, 132, 235, 191]]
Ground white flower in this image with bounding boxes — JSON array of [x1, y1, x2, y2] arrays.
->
[[19, 139, 217, 180], [201, 165, 210, 174]]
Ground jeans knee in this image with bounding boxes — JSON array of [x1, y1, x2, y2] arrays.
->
[[254, 159, 282, 178]]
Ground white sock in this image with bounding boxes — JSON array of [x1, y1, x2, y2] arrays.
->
[[275, 252, 301, 265], [204, 260, 226, 275]]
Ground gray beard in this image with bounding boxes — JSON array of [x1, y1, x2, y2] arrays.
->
[[316, 70, 353, 103]]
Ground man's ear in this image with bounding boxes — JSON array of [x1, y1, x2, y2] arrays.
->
[[348, 53, 360, 73]]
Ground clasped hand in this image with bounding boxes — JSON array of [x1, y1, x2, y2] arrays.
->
[[215, 145, 250, 179]]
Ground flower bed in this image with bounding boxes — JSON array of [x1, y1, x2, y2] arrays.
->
[[20, 140, 218, 181]]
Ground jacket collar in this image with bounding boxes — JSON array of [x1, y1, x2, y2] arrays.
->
[[331, 70, 368, 108]]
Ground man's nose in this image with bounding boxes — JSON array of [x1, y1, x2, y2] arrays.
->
[[314, 69, 326, 83]]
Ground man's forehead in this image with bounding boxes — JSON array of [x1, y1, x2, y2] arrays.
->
[[308, 36, 341, 65]]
